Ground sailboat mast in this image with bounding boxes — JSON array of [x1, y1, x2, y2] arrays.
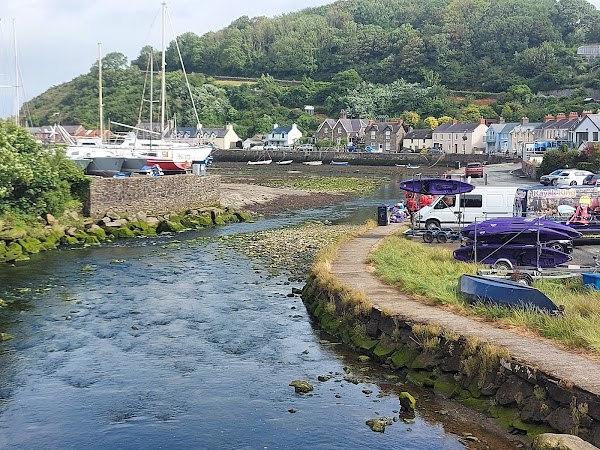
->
[[13, 19, 19, 126], [150, 49, 154, 145], [160, 1, 166, 136], [98, 43, 104, 142]]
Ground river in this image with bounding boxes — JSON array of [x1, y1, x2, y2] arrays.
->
[[0, 173, 521, 449]]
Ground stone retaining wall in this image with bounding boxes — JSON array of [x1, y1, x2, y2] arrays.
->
[[85, 174, 220, 219], [302, 276, 600, 447]]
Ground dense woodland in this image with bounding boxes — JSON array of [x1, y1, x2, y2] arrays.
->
[[23, 0, 600, 140]]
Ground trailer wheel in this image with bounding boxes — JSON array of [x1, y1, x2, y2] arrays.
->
[[493, 259, 513, 276], [436, 232, 448, 244], [423, 231, 435, 243], [548, 242, 566, 253], [512, 273, 534, 286], [425, 219, 441, 230]]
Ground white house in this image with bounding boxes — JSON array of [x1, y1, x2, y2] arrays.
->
[[402, 129, 432, 152], [571, 112, 600, 148], [432, 119, 488, 154], [265, 123, 302, 147]]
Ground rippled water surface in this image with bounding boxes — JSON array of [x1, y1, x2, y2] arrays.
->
[[0, 177, 513, 449]]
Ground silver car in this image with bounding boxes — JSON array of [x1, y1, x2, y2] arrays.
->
[[539, 169, 567, 185]]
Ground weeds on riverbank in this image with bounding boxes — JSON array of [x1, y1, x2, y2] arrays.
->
[[261, 176, 386, 193], [369, 231, 600, 358]]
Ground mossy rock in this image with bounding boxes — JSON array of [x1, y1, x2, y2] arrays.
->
[[1, 241, 24, 262], [399, 391, 416, 412], [235, 211, 252, 222], [213, 216, 227, 225], [17, 237, 43, 254], [40, 232, 63, 249], [351, 334, 379, 352], [406, 370, 436, 388], [156, 220, 186, 234], [76, 233, 101, 246], [86, 227, 107, 240], [390, 348, 419, 369], [194, 215, 214, 227], [107, 227, 135, 239], [61, 235, 80, 245], [490, 404, 554, 436], [0, 332, 13, 341], [433, 374, 461, 398], [321, 314, 341, 333], [373, 341, 397, 358], [128, 221, 156, 236], [313, 304, 325, 319], [168, 215, 184, 225], [460, 396, 492, 413], [0, 227, 28, 241]]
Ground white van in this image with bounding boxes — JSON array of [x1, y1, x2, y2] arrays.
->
[[416, 186, 516, 229]]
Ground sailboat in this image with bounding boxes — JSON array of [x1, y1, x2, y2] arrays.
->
[[65, 3, 212, 175]]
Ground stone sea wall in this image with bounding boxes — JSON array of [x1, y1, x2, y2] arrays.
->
[[85, 174, 220, 219], [302, 275, 600, 447]]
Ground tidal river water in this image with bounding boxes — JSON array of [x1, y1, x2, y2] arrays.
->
[[0, 177, 519, 449]]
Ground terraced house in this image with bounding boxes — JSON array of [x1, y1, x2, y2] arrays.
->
[[315, 116, 368, 148]]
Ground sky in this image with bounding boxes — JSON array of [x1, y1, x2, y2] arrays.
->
[[0, 0, 333, 119], [1, 0, 600, 121]]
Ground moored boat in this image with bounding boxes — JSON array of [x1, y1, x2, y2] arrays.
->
[[303, 161, 322, 166], [247, 159, 273, 165], [459, 274, 561, 314], [275, 159, 293, 165], [86, 157, 126, 177], [330, 160, 349, 166]]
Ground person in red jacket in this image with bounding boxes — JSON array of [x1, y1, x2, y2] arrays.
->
[[407, 197, 419, 227]]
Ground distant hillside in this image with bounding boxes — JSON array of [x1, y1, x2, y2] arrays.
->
[[153, 0, 600, 93]]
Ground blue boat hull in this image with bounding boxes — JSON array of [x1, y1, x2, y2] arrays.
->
[[400, 178, 475, 195], [460, 274, 560, 313], [453, 243, 572, 268], [462, 218, 582, 239]]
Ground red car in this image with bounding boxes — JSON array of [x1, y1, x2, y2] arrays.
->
[[464, 162, 484, 178]]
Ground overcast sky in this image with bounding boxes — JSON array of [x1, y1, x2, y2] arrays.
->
[[1, 0, 600, 120]]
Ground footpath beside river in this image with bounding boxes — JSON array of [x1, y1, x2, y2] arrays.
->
[[317, 222, 600, 449]]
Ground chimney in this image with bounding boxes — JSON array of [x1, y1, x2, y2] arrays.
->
[[583, 110, 592, 118], [479, 117, 485, 125], [368, 119, 374, 125], [521, 117, 529, 125], [499, 117, 505, 124], [556, 113, 566, 120], [452, 119, 458, 125], [568, 112, 579, 119], [273, 123, 279, 129], [544, 114, 554, 122]]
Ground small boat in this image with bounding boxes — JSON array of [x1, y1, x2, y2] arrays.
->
[[70, 158, 93, 171], [275, 160, 293, 165], [86, 157, 126, 177], [462, 226, 577, 244], [459, 274, 561, 314], [330, 161, 349, 166], [406, 163, 420, 169], [462, 218, 582, 239], [303, 161, 323, 166], [146, 158, 192, 172], [247, 159, 273, 165], [453, 243, 572, 268], [400, 177, 475, 195]]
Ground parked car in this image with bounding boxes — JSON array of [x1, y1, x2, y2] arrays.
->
[[555, 169, 594, 186], [298, 143, 314, 151], [464, 162, 484, 178], [583, 173, 600, 185], [539, 169, 567, 186], [264, 144, 278, 151]]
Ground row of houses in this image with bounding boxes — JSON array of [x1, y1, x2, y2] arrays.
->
[[28, 110, 600, 155], [314, 111, 600, 155]]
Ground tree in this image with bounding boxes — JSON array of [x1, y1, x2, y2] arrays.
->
[[423, 116, 439, 129]]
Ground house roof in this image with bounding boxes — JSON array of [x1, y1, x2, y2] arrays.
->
[[272, 125, 293, 134], [433, 122, 481, 133], [537, 117, 580, 131], [200, 127, 228, 138], [498, 123, 520, 134], [487, 124, 505, 133], [364, 121, 405, 133], [404, 129, 432, 140], [337, 118, 368, 132]]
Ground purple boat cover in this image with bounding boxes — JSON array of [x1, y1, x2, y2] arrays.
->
[[399, 178, 475, 195]]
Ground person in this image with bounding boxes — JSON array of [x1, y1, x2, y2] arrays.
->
[[389, 202, 406, 223], [407, 196, 419, 227]]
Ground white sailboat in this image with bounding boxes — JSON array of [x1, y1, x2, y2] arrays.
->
[[65, 3, 212, 175]]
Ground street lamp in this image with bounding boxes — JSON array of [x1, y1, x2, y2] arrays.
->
[[462, 133, 467, 154]]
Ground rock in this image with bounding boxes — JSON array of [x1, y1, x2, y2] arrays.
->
[[366, 417, 393, 433], [288, 408, 297, 414], [317, 374, 332, 382], [399, 391, 416, 412], [289, 380, 314, 394], [532, 433, 599, 450], [358, 355, 371, 362], [45, 213, 57, 225]]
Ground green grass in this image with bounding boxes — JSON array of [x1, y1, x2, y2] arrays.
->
[[369, 232, 600, 357]]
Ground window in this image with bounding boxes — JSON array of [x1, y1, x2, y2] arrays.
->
[[370, 131, 376, 139], [594, 132, 599, 141], [338, 128, 342, 134], [435, 195, 455, 209], [385, 142, 390, 151], [460, 194, 483, 208], [385, 130, 390, 136]]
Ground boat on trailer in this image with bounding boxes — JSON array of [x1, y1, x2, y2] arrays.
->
[[459, 274, 562, 314], [453, 243, 572, 268]]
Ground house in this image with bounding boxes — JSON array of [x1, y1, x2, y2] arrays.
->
[[264, 123, 302, 148], [534, 112, 580, 143], [508, 117, 541, 156], [432, 119, 488, 154], [198, 124, 241, 149], [571, 111, 600, 148], [314, 115, 368, 148], [363, 120, 406, 153], [483, 119, 520, 154], [402, 129, 433, 153]]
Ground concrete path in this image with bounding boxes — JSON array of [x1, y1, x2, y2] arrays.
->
[[331, 223, 600, 394]]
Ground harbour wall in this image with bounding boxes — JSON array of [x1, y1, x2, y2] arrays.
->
[[85, 174, 221, 219]]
